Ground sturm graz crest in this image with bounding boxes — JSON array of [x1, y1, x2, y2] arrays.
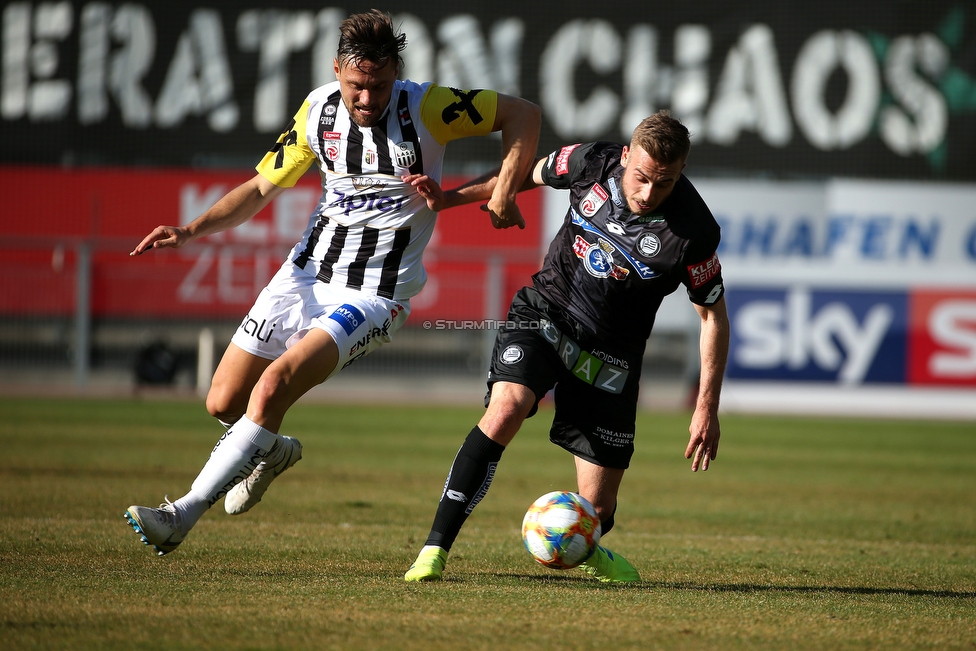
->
[[638, 232, 661, 257], [500, 345, 524, 364]]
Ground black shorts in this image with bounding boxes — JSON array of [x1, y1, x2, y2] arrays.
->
[[486, 287, 642, 469]]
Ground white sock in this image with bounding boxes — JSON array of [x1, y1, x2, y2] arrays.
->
[[173, 416, 280, 530]]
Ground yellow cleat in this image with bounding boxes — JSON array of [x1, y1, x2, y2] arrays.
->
[[579, 545, 640, 583], [404, 546, 448, 582]]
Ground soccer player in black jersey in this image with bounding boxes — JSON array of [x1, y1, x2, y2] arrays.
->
[[405, 111, 729, 582]]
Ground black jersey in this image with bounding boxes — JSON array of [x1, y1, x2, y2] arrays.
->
[[533, 141, 724, 351]]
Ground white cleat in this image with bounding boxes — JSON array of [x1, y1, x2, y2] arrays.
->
[[124, 499, 186, 556], [224, 436, 303, 515]]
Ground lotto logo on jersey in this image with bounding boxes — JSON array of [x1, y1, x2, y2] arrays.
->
[[579, 184, 609, 218]]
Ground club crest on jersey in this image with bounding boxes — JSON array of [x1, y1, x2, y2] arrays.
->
[[638, 232, 661, 257], [573, 235, 629, 280], [500, 345, 524, 364], [580, 183, 609, 217], [365, 150, 376, 165], [320, 105, 337, 129], [395, 142, 417, 168]]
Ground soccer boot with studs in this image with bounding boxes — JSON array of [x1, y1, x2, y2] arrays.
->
[[404, 546, 449, 582], [579, 545, 641, 583], [124, 498, 186, 556]]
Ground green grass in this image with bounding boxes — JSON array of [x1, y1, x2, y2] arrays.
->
[[1, 396, 974, 650]]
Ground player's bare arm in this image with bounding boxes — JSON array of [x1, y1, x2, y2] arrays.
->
[[685, 297, 730, 471], [130, 174, 284, 255], [484, 93, 541, 230], [403, 154, 545, 225]]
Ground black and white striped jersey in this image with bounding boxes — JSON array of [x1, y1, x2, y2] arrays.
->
[[256, 79, 498, 300]]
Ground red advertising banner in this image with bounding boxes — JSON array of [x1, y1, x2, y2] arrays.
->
[[0, 166, 543, 321], [908, 289, 976, 386]]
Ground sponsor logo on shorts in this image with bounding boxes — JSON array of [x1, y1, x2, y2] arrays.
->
[[594, 426, 635, 448], [348, 320, 392, 356], [239, 315, 277, 343], [500, 345, 524, 364], [328, 304, 366, 336], [549, 333, 631, 394]]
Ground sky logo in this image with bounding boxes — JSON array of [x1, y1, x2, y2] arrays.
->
[[726, 287, 908, 384]]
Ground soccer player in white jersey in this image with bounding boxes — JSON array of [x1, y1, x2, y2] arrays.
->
[[123, 10, 541, 556]]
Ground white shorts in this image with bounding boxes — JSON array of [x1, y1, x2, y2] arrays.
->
[[231, 261, 410, 381]]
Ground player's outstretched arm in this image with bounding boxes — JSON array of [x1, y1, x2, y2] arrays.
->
[[483, 93, 541, 230], [130, 174, 284, 256], [402, 163, 542, 216], [685, 297, 730, 471]]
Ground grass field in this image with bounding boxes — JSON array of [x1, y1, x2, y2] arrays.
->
[[1, 396, 974, 650]]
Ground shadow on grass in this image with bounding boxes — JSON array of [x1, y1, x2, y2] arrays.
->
[[651, 581, 976, 599], [496, 574, 976, 598]]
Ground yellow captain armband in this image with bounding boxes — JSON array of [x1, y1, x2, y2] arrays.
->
[[255, 100, 316, 188], [420, 85, 498, 145]]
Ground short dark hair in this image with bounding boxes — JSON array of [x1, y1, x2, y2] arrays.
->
[[336, 9, 406, 72], [630, 111, 691, 164]]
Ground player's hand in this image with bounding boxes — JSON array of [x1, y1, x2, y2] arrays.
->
[[482, 197, 525, 230], [403, 173, 449, 212], [685, 407, 720, 472], [130, 225, 191, 256]]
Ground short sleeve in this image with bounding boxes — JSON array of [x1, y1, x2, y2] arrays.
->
[[682, 247, 725, 306], [419, 85, 499, 145], [255, 99, 316, 188]]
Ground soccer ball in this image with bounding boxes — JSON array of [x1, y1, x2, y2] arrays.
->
[[521, 491, 602, 570]]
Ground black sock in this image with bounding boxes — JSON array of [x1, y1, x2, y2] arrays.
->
[[424, 426, 505, 551], [601, 502, 617, 536]]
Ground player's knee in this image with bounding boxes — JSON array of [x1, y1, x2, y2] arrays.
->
[[247, 372, 290, 420], [480, 396, 532, 444], [205, 387, 243, 424]]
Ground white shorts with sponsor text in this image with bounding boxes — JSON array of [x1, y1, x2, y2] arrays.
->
[[230, 261, 410, 380]]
